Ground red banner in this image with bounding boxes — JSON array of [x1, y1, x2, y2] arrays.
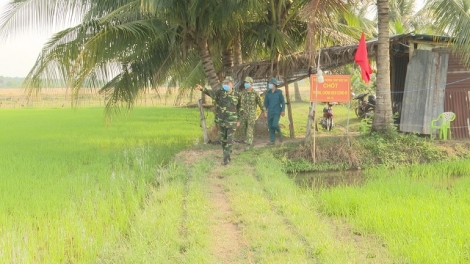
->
[[310, 75, 351, 103]]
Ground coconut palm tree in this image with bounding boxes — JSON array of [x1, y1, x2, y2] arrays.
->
[[374, 0, 394, 132], [0, 0, 393, 115], [426, 0, 470, 66], [388, 0, 418, 34], [0, 0, 246, 110]]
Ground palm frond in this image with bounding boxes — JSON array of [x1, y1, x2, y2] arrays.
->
[[429, 0, 470, 66]]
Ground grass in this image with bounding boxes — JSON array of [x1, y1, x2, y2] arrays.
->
[[274, 129, 470, 173], [0, 107, 203, 263], [210, 144, 470, 263], [319, 160, 470, 263], [1, 102, 470, 263], [217, 150, 390, 263]]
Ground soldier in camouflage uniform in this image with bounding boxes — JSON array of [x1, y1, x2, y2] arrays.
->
[[239, 76, 266, 150], [196, 76, 241, 165]]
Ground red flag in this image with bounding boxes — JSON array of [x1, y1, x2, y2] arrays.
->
[[354, 32, 372, 83]]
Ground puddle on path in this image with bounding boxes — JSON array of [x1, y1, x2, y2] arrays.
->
[[290, 170, 366, 189]]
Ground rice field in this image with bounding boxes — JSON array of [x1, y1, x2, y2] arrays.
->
[[318, 161, 470, 263], [0, 107, 204, 263], [1, 93, 469, 262]]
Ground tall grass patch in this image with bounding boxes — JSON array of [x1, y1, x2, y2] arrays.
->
[[218, 151, 385, 263], [319, 160, 470, 263], [0, 107, 202, 262]]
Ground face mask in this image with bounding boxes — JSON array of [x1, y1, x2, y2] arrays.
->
[[268, 84, 274, 89], [222, 84, 230, 91], [244, 83, 251, 89]]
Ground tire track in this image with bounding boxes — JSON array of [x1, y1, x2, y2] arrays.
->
[[176, 149, 245, 263]]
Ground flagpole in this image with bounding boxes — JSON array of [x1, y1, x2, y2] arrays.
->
[[347, 97, 351, 146]]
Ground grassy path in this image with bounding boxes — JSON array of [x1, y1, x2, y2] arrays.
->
[[207, 166, 244, 263], [174, 143, 393, 263]]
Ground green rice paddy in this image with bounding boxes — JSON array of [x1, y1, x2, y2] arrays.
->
[[0, 107, 203, 263], [0, 106, 469, 263], [319, 161, 470, 263]]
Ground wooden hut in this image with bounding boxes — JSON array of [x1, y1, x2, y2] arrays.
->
[[232, 33, 470, 139], [391, 34, 470, 139]]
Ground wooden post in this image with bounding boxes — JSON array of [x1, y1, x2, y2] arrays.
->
[[409, 41, 414, 61], [294, 81, 302, 101], [283, 77, 295, 138], [312, 119, 316, 164], [306, 102, 316, 138], [197, 99, 208, 143]]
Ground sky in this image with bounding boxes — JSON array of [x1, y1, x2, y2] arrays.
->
[[0, 0, 57, 77], [0, 0, 427, 78], [0, 30, 49, 78]]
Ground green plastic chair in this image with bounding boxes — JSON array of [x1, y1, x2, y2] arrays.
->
[[430, 112, 456, 140]]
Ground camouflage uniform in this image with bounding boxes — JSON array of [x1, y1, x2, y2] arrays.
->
[[202, 85, 241, 162], [239, 89, 265, 146]]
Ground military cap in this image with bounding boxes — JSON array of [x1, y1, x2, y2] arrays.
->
[[223, 76, 234, 83], [268, 77, 281, 86], [244, 76, 254, 83]]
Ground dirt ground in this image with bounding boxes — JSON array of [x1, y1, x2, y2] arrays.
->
[[175, 138, 398, 263]]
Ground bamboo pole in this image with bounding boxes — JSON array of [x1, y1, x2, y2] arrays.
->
[[306, 101, 315, 138], [311, 32, 323, 164], [198, 99, 208, 143], [283, 76, 295, 138]]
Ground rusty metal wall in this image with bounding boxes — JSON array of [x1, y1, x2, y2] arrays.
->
[[445, 55, 470, 139], [400, 50, 448, 134]]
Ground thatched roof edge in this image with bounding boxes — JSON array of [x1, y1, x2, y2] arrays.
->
[[232, 33, 414, 85]]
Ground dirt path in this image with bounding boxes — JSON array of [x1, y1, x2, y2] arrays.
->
[[206, 165, 244, 263], [176, 141, 393, 263], [176, 149, 245, 263]]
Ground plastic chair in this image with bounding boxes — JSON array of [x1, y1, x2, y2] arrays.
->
[[430, 112, 456, 140]]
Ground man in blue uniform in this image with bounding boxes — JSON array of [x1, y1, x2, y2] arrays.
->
[[263, 77, 285, 145]]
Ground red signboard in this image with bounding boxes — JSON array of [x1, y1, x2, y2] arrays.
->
[[310, 75, 351, 102]]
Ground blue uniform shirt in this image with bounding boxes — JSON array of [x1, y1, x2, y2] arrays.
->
[[264, 89, 285, 115]]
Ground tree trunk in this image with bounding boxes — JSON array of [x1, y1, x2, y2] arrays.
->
[[294, 81, 302, 101], [233, 31, 243, 66], [222, 49, 233, 77], [374, 0, 394, 132], [197, 37, 220, 90], [305, 21, 317, 68]]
